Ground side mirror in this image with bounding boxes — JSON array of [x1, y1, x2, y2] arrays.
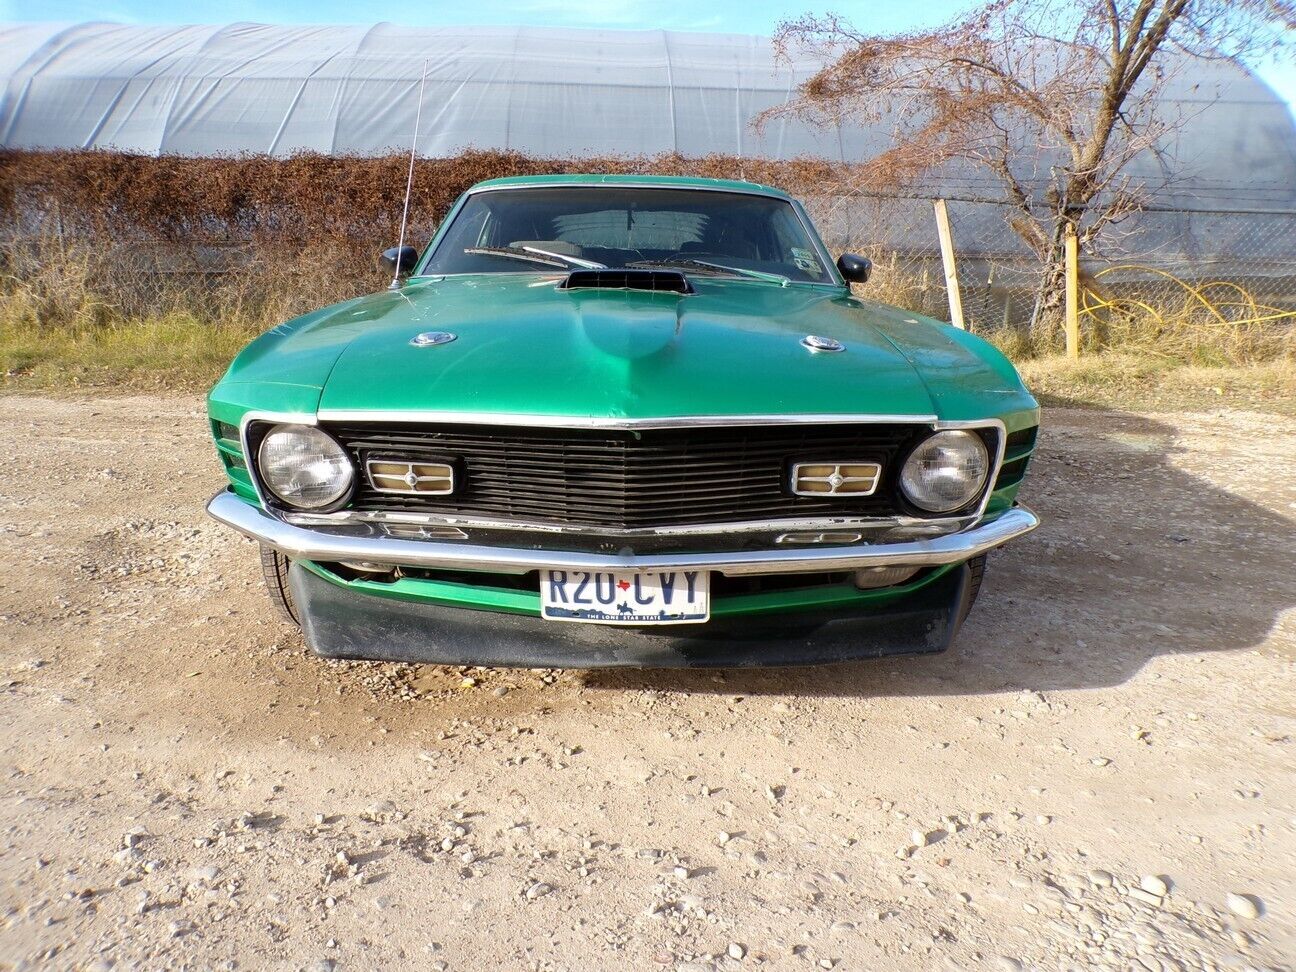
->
[[380, 245, 419, 276], [836, 253, 872, 284]]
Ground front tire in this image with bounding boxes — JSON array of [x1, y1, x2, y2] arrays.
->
[[259, 545, 300, 627], [959, 554, 987, 624]]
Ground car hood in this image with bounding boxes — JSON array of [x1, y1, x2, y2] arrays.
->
[[304, 274, 947, 420]]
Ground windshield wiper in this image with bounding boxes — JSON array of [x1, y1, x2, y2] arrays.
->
[[627, 258, 790, 287], [464, 246, 607, 270]]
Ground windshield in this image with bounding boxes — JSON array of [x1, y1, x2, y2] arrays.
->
[[419, 187, 834, 283]]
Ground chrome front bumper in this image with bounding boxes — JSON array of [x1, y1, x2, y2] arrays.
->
[[207, 491, 1039, 576]]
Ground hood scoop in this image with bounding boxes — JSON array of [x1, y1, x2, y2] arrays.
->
[[559, 268, 693, 294]]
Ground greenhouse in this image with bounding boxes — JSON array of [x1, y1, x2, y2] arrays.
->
[[0, 21, 1292, 210]]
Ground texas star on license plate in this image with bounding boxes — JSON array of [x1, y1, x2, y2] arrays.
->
[[541, 570, 710, 624]]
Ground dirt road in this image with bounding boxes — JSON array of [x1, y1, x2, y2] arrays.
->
[[1, 395, 1293, 971]]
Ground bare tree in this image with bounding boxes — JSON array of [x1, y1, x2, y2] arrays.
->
[[759, 0, 1294, 324]]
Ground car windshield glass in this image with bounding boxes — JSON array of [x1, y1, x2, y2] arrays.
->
[[419, 187, 833, 283]]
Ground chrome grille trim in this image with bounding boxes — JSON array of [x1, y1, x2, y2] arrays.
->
[[281, 508, 981, 538], [789, 462, 882, 497], [315, 410, 939, 429], [366, 458, 456, 496]]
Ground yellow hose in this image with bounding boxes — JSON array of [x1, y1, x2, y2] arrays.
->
[[1079, 265, 1296, 328]]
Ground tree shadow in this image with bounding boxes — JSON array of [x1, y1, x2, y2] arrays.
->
[[580, 402, 1296, 697]]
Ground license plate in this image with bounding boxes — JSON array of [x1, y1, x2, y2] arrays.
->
[[541, 570, 710, 624]]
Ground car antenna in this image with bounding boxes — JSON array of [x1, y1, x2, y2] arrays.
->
[[389, 58, 429, 291]]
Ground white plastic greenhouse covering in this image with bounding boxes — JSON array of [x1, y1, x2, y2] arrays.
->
[[1, 20, 1295, 208], [0, 22, 846, 158]]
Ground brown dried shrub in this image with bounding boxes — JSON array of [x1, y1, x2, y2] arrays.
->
[[0, 148, 848, 247]]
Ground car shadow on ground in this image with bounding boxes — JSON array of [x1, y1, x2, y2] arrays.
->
[[579, 405, 1296, 698]]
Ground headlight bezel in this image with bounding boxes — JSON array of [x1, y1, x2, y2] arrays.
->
[[897, 428, 994, 515], [251, 422, 355, 512]]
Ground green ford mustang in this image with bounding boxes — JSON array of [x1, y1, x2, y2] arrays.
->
[[207, 174, 1039, 667]]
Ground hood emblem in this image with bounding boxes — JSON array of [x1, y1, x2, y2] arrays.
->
[[801, 334, 845, 354], [410, 331, 457, 347]]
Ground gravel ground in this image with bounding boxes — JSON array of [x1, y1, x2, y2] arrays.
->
[[1, 395, 1293, 972]]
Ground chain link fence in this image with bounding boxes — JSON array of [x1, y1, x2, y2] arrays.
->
[[6, 172, 1295, 359], [809, 194, 1296, 348]]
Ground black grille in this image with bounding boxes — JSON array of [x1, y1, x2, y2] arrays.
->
[[322, 421, 959, 530], [1004, 425, 1038, 455], [994, 455, 1030, 489], [995, 425, 1038, 489]]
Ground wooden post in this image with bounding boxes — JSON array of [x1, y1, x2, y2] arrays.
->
[[1064, 227, 1080, 359], [932, 199, 965, 330]]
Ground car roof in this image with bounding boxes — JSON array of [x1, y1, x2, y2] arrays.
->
[[467, 173, 793, 200]]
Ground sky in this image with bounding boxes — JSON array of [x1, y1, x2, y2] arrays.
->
[[2, 0, 1292, 113]]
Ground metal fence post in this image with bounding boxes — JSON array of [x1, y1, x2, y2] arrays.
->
[[932, 199, 966, 330], [1064, 227, 1080, 358]]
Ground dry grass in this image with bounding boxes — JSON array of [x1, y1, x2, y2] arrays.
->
[[993, 306, 1295, 413], [0, 310, 259, 390], [0, 235, 375, 389], [2, 221, 1292, 412], [990, 298, 1296, 366], [1016, 354, 1296, 415]]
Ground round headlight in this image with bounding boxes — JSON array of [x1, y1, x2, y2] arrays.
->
[[899, 430, 990, 513], [257, 424, 353, 510]]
